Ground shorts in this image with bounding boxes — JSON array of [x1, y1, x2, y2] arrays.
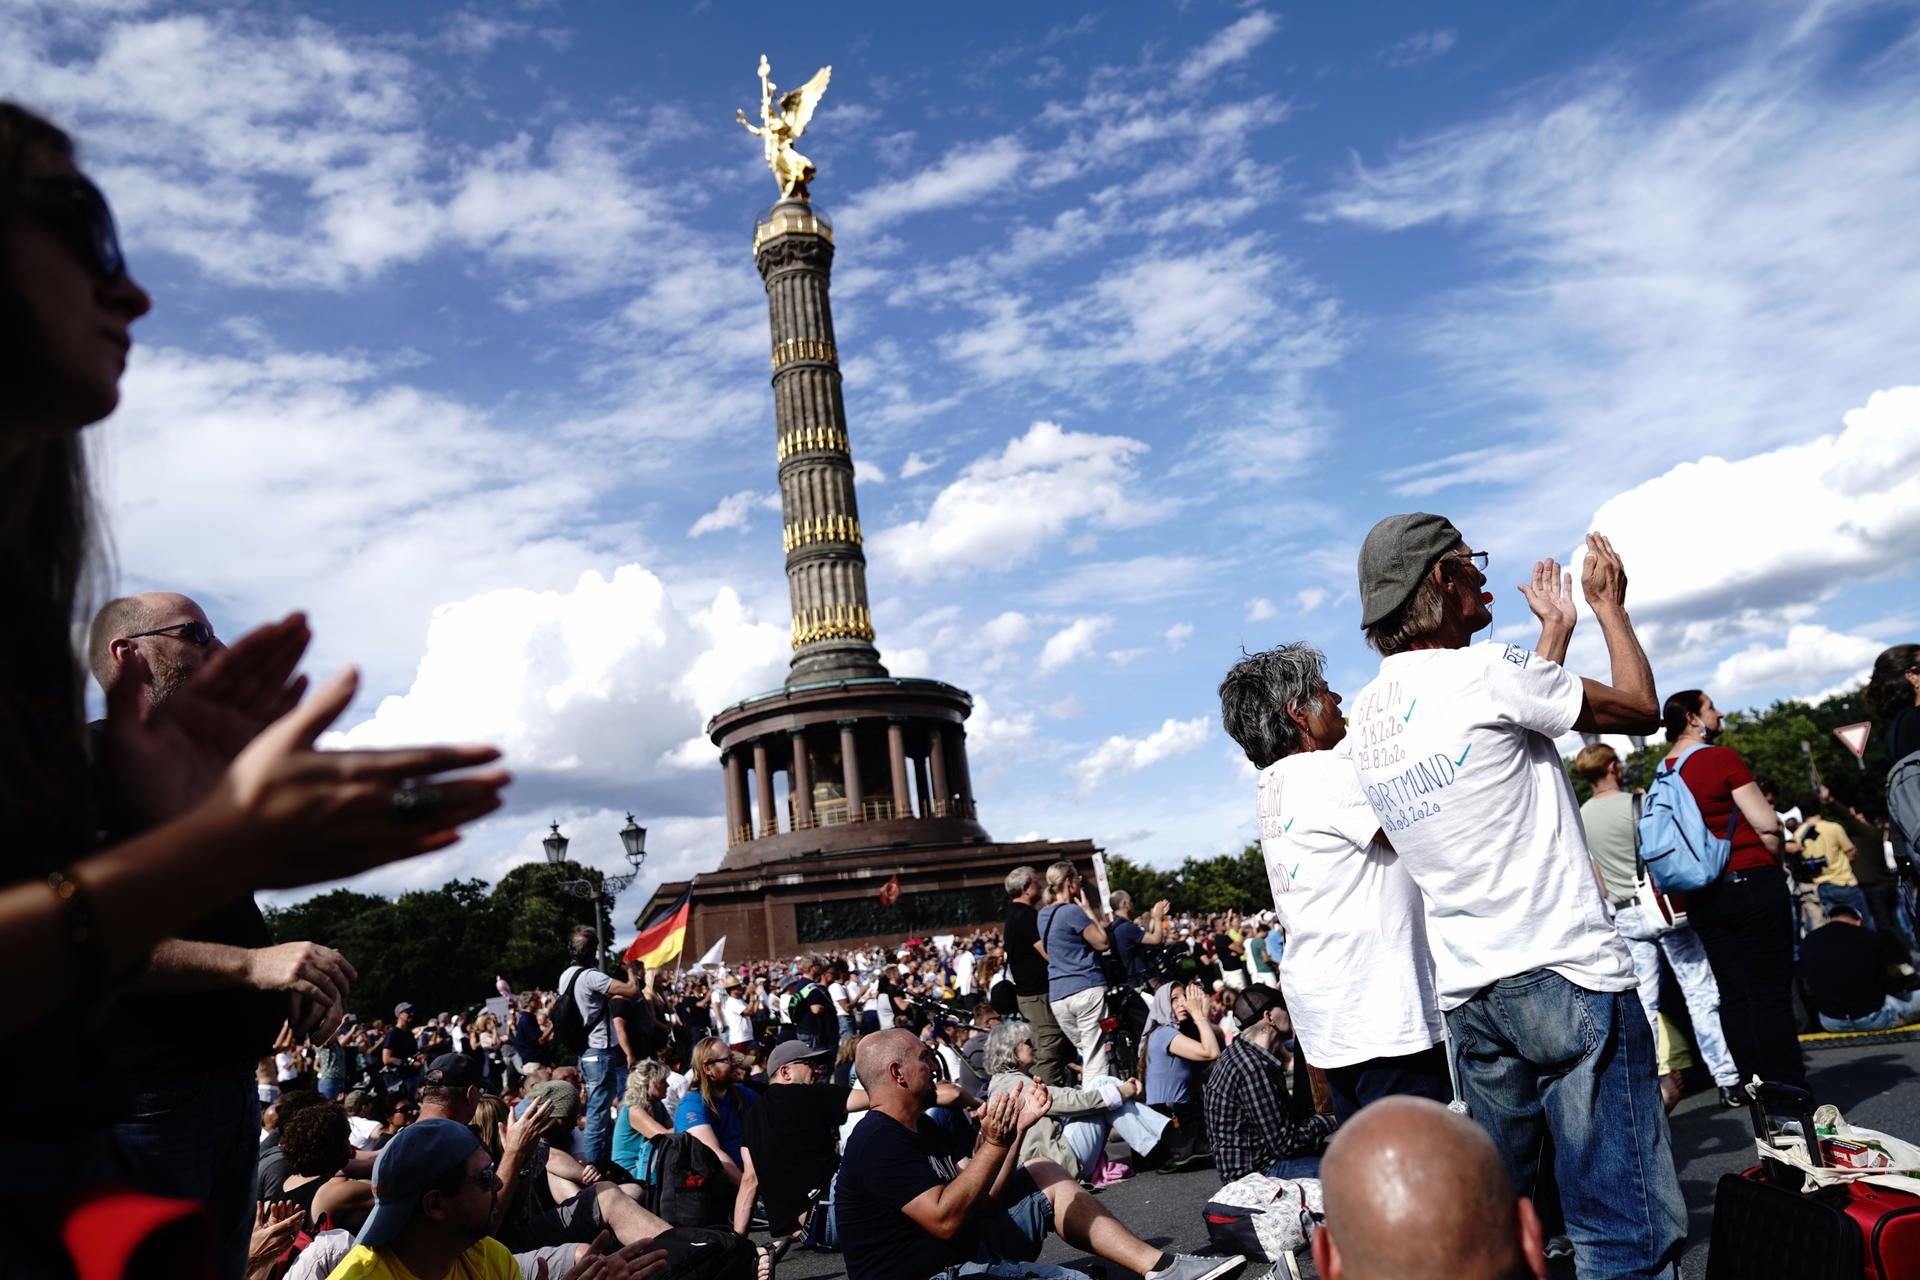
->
[[515, 1244, 578, 1280], [498, 1185, 605, 1252], [968, 1169, 1052, 1266]]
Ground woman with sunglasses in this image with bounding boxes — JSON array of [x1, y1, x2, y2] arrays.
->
[[0, 102, 510, 1271]]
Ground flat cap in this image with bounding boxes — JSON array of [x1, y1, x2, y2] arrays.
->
[[1357, 512, 1463, 627]]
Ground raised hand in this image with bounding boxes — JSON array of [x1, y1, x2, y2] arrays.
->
[[505, 1096, 555, 1155], [1017, 1078, 1052, 1129], [248, 940, 357, 1012], [246, 1200, 302, 1280], [978, 1088, 1020, 1147], [1580, 532, 1630, 611], [1518, 557, 1577, 633]]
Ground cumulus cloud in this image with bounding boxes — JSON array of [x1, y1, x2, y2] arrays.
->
[[1245, 598, 1278, 622], [1713, 624, 1885, 702], [1295, 587, 1329, 612], [1164, 622, 1195, 651], [1071, 717, 1212, 795], [900, 452, 938, 479], [688, 490, 772, 537], [869, 421, 1163, 583], [838, 135, 1026, 235], [1038, 616, 1113, 674]]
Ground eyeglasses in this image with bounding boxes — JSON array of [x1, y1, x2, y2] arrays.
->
[[469, 1162, 497, 1190], [26, 176, 127, 281], [1442, 550, 1490, 572], [124, 620, 217, 647]]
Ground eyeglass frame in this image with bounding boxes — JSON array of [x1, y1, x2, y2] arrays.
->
[[1440, 550, 1490, 573], [123, 620, 218, 647]]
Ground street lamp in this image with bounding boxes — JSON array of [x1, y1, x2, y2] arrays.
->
[[543, 816, 650, 970]]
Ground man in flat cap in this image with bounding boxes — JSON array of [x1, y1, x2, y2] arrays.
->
[[1342, 515, 1681, 1278]]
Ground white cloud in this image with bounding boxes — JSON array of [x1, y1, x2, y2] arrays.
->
[[980, 611, 1033, 649], [1295, 587, 1329, 613], [1382, 29, 1455, 69], [1038, 616, 1113, 674], [1175, 11, 1279, 90], [855, 460, 888, 485], [1581, 386, 1920, 621], [688, 490, 770, 538], [900, 452, 938, 479], [838, 135, 1026, 235], [1071, 716, 1212, 795], [1245, 598, 1277, 622], [869, 421, 1162, 584], [1164, 622, 1195, 651], [967, 696, 1038, 759], [1713, 625, 1885, 702]]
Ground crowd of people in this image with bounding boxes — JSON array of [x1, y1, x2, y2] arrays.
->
[[7, 98, 1920, 1280]]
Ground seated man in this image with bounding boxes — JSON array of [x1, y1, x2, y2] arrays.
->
[[1202, 987, 1338, 1182], [329, 1118, 520, 1279], [739, 1038, 978, 1240], [1313, 1096, 1546, 1280], [417, 1052, 485, 1125], [834, 1028, 1243, 1280], [495, 1080, 671, 1253], [1800, 906, 1920, 1032]]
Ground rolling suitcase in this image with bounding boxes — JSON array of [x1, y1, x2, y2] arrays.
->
[[1707, 1082, 1920, 1279]]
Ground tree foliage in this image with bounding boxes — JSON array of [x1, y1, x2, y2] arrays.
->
[[1105, 844, 1271, 917], [262, 861, 615, 1019]]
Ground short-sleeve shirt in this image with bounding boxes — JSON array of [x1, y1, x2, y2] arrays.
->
[[1145, 1024, 1195, 1105], [1800, 922, 1905, 1019], [327, 1238, 518, 1280], [1110, 917, 1147, 982], [1003, 903, 1048, 996], [741, 1082, 851, 1233], [1579, 791, 1640, 901], [1671, 745, 1774, 873], [560, 966, 615, 1050], [1038, 903, 1103, 1002], [1257, 744, 1443, 1067], [1800, 819, 1859, 887], [672, 1084, 758, 1162], [1347, 644, 1633, 1010], [835, 1111, 972, 1280]]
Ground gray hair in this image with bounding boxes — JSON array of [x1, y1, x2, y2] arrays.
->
[[1003, 866, 1036, 897], [1364, 573, 1450, 657], [983, 1018, 1035, 1077], [1109, 889, 1132, 913], [1219, 643, 1330, 769]]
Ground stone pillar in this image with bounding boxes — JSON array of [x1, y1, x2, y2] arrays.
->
[[790, 730, 813, 830], [930, 728, 952, 818], [753, 738, 776, 837], [722, 751, 743, 846], [839, 720, 865, 822], [887, 719, 912, 820], [951, 728, 976, 819]]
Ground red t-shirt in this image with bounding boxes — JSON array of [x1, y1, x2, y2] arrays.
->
[[1672, 745, 1774, 872]]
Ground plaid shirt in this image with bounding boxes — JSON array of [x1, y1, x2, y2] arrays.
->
[[1202, 1033, 1338, 1182]]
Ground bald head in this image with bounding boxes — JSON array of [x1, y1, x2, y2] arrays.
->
[[88, 592, 221, 698], [855, 1029, 926, 1109], [1312, 1097, 1543, 1280]]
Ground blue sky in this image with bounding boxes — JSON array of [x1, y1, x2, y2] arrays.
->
[[13, 0, 1920, 940]]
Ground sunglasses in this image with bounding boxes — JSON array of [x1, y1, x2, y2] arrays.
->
[[26, 176, 127, 281], [125, 620, 217, 647]]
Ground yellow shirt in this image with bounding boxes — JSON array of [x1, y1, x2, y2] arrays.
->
[[326, 1240, 519, 1280], [1801, 819, 1859, 888]]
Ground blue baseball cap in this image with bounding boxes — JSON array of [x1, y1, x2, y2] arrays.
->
[[356, 1118, 482, 1249]]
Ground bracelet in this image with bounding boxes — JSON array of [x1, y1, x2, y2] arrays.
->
[[47, 871, 106, 1000]]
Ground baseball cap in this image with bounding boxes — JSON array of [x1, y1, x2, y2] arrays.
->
[[356, 1119, 482, 1248], [422, 1053, 481, 1090], [1232, 984, 1290, 1029], [1357, 512, 1463, 627], [766, 1040, 832, 1077], [394, 1001, 414, 1016], [525, 1079, 581, 1125]]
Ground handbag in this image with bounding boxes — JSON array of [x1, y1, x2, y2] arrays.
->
[[1631, 792, 1690, 933]]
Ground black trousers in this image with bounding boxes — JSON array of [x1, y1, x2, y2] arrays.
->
[[1321, 1042, 1452, 1123], [1687, 869, 1805, 1087]]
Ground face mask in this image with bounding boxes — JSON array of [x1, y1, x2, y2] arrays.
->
[[1694, 718, 1719, 743]]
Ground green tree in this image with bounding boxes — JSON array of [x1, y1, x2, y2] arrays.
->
[[1105, 844, 1272, 917], [491, 861, 613, 989]]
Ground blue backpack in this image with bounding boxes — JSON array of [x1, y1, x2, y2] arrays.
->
[[1637, 745, 1738, 892]]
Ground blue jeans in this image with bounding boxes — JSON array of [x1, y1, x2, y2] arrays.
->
[[1446, 970, 1685, 1279], [1818, 989, 1920, 1032], [112, 1068, 259, 1280], [1818, 882, 1874, 929], [1613, 904, 1741, 1086], [317, 1076, 345, 1101], [1266, 1154, 1322, 1179], [579, 1049, 617, 1165]]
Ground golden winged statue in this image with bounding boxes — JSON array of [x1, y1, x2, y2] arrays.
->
[[736, 54, 832, 200]]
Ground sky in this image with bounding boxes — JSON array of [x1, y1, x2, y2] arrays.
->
[[12, 0, 1920, 945]]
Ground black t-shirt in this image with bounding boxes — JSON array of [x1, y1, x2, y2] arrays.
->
[[1213, 932, 1245, 975], [741, 1082, 850, 1233], [1003, 902, 1048, 996], [791, 982, 835, 1044], [115, 896, 285, 1078], [1890, 706, 1920, 765], [1111, 918, 1146, 982], [1801, 923, 1904, 1019], [609, 995, 659, 1059], [837, 1111, 971, 1280], [381, 1027, 418, 1067]]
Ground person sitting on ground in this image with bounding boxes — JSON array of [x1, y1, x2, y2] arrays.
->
[[417, 1052, 485, 1125], [981, 1018, 1166, 1186], [673, 1036, 759, 1187], [834, 1029, 1246, 1280], [1799, 905, 1920, 1032], [1139, 979, 1220, 1172], [494, 1082, 672, 1254], [960, 1003, 1002, 1079], [611, 1060, 672, 1183], [1312, 1095, 1545, 1280], [273, 1103, 372, 1234], [1202, 987, 1338, 1183]]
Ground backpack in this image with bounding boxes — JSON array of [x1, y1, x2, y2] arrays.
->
[[1638, 745, 1738, 893], [1202, 1173, 1323, 1262], [552, 966, 605, 1054], [641, 1131, 736, 1229], [1888, 749, 1920, 862], [645, 1227, 758, 1280], [1628, 792, 1689, 934]]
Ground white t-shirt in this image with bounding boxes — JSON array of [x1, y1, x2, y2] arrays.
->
[[722, 995, 753, 1046], [1347, 643, 1633, 1010], [863, 977, 895, 1029], [275, 1050, 299, 1082], [827, 981, 852, 1020], [1256, 744, 1443, 1067], [952, 950, 976, 996]]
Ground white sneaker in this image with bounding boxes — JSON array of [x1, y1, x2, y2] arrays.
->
[[1144, 1256, 1248, 1280]]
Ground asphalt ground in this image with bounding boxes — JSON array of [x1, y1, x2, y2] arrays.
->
[[775, 1031, 1920, 1280]]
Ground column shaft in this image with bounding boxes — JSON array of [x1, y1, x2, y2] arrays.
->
[[840, 721, 865, 822], [791, 731, 813, 830], [753, 739, 777, 837], [930, 728, 952, 819], [952, 729, 976, 819], [723, 752, 743, 846], [887, 720, 912, 820]]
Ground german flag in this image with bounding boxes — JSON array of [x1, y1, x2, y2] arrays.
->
[[624, 890, 692, 968]]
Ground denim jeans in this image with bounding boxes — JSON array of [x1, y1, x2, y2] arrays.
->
[[1613, 904, 1741, 1086], [1323, 1042, 1451, 1123], [1446, 970, 1685, 1279], [1266, 1153, 1323, 1179], [317, 1075, 345, 1101], [579, 1049, 616, 1165], [1817, 882, 1875, 930], [111, 1068, 260, 1280], [1818, 989, 1920, 1032]]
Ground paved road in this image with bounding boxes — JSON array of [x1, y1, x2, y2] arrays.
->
[[778, 1034, 1920, 1279]]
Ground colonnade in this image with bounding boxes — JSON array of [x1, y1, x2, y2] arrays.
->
[[721, 716, 976, 847]]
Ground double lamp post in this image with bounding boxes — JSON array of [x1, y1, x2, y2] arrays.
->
[[542, 813, 647, 972]]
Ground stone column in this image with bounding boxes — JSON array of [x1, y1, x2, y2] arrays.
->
[[839, 720, 865, 822], [951, 728, 976, 819], [722, 752, 743, 846], [887, 719, 912, 820], [790, 730, 813, 830], [930, 728, 952, 819], [753, 738, 776, 837]]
